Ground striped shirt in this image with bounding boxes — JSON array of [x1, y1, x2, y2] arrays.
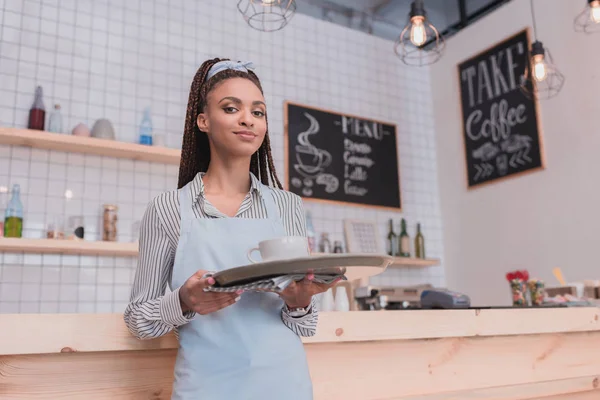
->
[[124, 172, 318, 339]]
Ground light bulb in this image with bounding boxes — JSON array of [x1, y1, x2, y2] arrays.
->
[[532, 54, 547, 82], [410, 17, 427, 47], [591, 1, 600, 23], [261, 0, 276, 5]]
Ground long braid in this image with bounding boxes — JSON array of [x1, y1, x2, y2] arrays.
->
[[263, 133, 282, 189], [178, 58, 283, 191], [250, 152, 259, 182], [258, 146, 269, 186], [177, 57, 221, 189]]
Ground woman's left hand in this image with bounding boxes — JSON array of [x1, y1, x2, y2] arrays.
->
[[278, 273, 342, 308]]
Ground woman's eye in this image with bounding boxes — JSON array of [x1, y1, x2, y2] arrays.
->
[[223, 107, 238, 113], [253, 110, 265, 117]]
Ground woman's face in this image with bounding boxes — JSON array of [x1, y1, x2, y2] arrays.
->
[[197, 77, 267, 158]]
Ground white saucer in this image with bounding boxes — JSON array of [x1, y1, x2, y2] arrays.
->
[[212, 253, 392, 286]]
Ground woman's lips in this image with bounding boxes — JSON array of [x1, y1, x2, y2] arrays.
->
[[234, 130, 257, 140]]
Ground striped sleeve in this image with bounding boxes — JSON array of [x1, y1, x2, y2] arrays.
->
[[123, 199, 194, 339], [279, 194, 320, 337]]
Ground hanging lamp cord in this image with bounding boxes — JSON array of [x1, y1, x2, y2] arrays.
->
[[530, 0, 538, 40]]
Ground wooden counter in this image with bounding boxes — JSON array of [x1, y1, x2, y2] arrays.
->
[[1, 308, 600, 399]]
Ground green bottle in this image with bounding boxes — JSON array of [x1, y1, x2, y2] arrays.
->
[[398, 218, 410, 257], [415, 223, 425, 259], [4, 184, 23, 238], [386, 219, 398, 256]]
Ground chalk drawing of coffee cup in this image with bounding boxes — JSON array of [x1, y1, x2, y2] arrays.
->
[[293, 112, 332, 179], [295, 145, 331, 178]]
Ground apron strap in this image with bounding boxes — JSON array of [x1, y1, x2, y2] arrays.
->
[[179, 182, 194, 223], [259, 185, 280, 222]]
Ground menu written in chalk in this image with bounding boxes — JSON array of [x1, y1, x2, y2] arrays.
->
[[284, 102, 401, 209], [458, 29, 545, 188]]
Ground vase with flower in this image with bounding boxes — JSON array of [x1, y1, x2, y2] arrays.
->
[[506, 270, 530, 307]]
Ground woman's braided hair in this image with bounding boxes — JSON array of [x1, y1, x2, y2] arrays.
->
[[177, 57, 282, 190]]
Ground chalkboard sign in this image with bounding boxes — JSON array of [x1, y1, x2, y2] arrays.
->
[[284, 102, 401, 210], [458, 29, 545, 188]]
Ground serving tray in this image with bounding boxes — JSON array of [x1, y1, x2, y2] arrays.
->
[[212, 253, 393, 286]]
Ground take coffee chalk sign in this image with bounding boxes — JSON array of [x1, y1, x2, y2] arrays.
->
[[284, 102, 401, 210], [458, 29, 545, 188]]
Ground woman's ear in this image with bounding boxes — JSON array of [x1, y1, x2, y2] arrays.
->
[[197, 113, 209, 133]]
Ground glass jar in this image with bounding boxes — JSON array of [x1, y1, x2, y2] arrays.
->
[[102, 204, 118, 242], [47, 215, 64, 239], [67, 216, 84, 240]]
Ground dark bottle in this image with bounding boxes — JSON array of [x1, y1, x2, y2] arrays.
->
[[398, 218, 410, 257], [386, 219, 398, 256], [4, 184, 23, 238], [28, 86, 46, 130], [333, 240, 343, 253], [415, 223, 425, 259]]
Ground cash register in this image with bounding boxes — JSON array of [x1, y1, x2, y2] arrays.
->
[[420, 288, 470, 309]]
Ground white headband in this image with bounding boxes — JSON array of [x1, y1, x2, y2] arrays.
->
[[206, 60, 255, 81]]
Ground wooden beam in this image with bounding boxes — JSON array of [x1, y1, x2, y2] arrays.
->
[[2, 333, 600, 399], [2, 308, 599, 356], [396, 376, 600, 399]]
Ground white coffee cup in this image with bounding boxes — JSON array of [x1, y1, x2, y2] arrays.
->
[[247, 236, 310, 263]]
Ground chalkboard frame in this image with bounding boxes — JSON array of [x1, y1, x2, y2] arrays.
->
[[283, 101, 403, 211], [457, 28, 547, 190]]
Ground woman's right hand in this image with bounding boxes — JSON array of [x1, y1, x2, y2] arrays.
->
[[179, 270, 241, 315]]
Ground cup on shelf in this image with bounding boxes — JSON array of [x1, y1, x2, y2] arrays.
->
[[46, 215, 64, 239], [66, 216, 84, 240]]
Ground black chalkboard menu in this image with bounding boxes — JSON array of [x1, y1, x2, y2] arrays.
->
[[458, 29, 545, 188], [284, 102, 401, 210]]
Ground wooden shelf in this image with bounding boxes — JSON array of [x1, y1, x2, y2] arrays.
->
[[0, 238, 138, 257], [0, 127, 181, 165], [0, 238, 440, 264], [311, 252, 439, 268]]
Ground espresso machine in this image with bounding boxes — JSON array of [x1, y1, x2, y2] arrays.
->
[[354, 284, 433, 310], [355, 284, 471, 310]]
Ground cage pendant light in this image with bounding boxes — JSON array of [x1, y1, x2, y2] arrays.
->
[[394, 0, 445, 67], [237, 0, 296, 32], [520, 0, 565, 100], [574, 0, 600, 34]]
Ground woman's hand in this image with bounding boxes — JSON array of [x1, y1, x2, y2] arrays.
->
[[278, 273, 342, 308], [179, 270, 241, 315]]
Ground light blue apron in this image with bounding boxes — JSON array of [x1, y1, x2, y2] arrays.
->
[[170, 181, 313, 400]]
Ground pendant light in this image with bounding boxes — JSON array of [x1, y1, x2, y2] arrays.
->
[[237, 0, 296, 32], [394, 0, 445, 66], [574, 0, 600, 34], [520, 0, 565, 100]]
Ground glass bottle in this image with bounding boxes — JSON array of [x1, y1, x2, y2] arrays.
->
[[47, 104, 63, 133], [138, 107, 153, 145], [4, 184, 23, 238], [28, 86, 45, 130], [333, 241, 343, 253], [398, 218, 410, 257], [319, 233, 332, 253], [305, 210, 315, 252], [415, 223, 425, 259], [386, 219, 398, 256]]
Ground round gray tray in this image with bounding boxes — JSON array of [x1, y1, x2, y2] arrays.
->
[[212, 253, 393, 286]]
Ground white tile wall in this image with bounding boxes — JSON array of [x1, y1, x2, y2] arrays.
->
[[0, 0, 444, 314]]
